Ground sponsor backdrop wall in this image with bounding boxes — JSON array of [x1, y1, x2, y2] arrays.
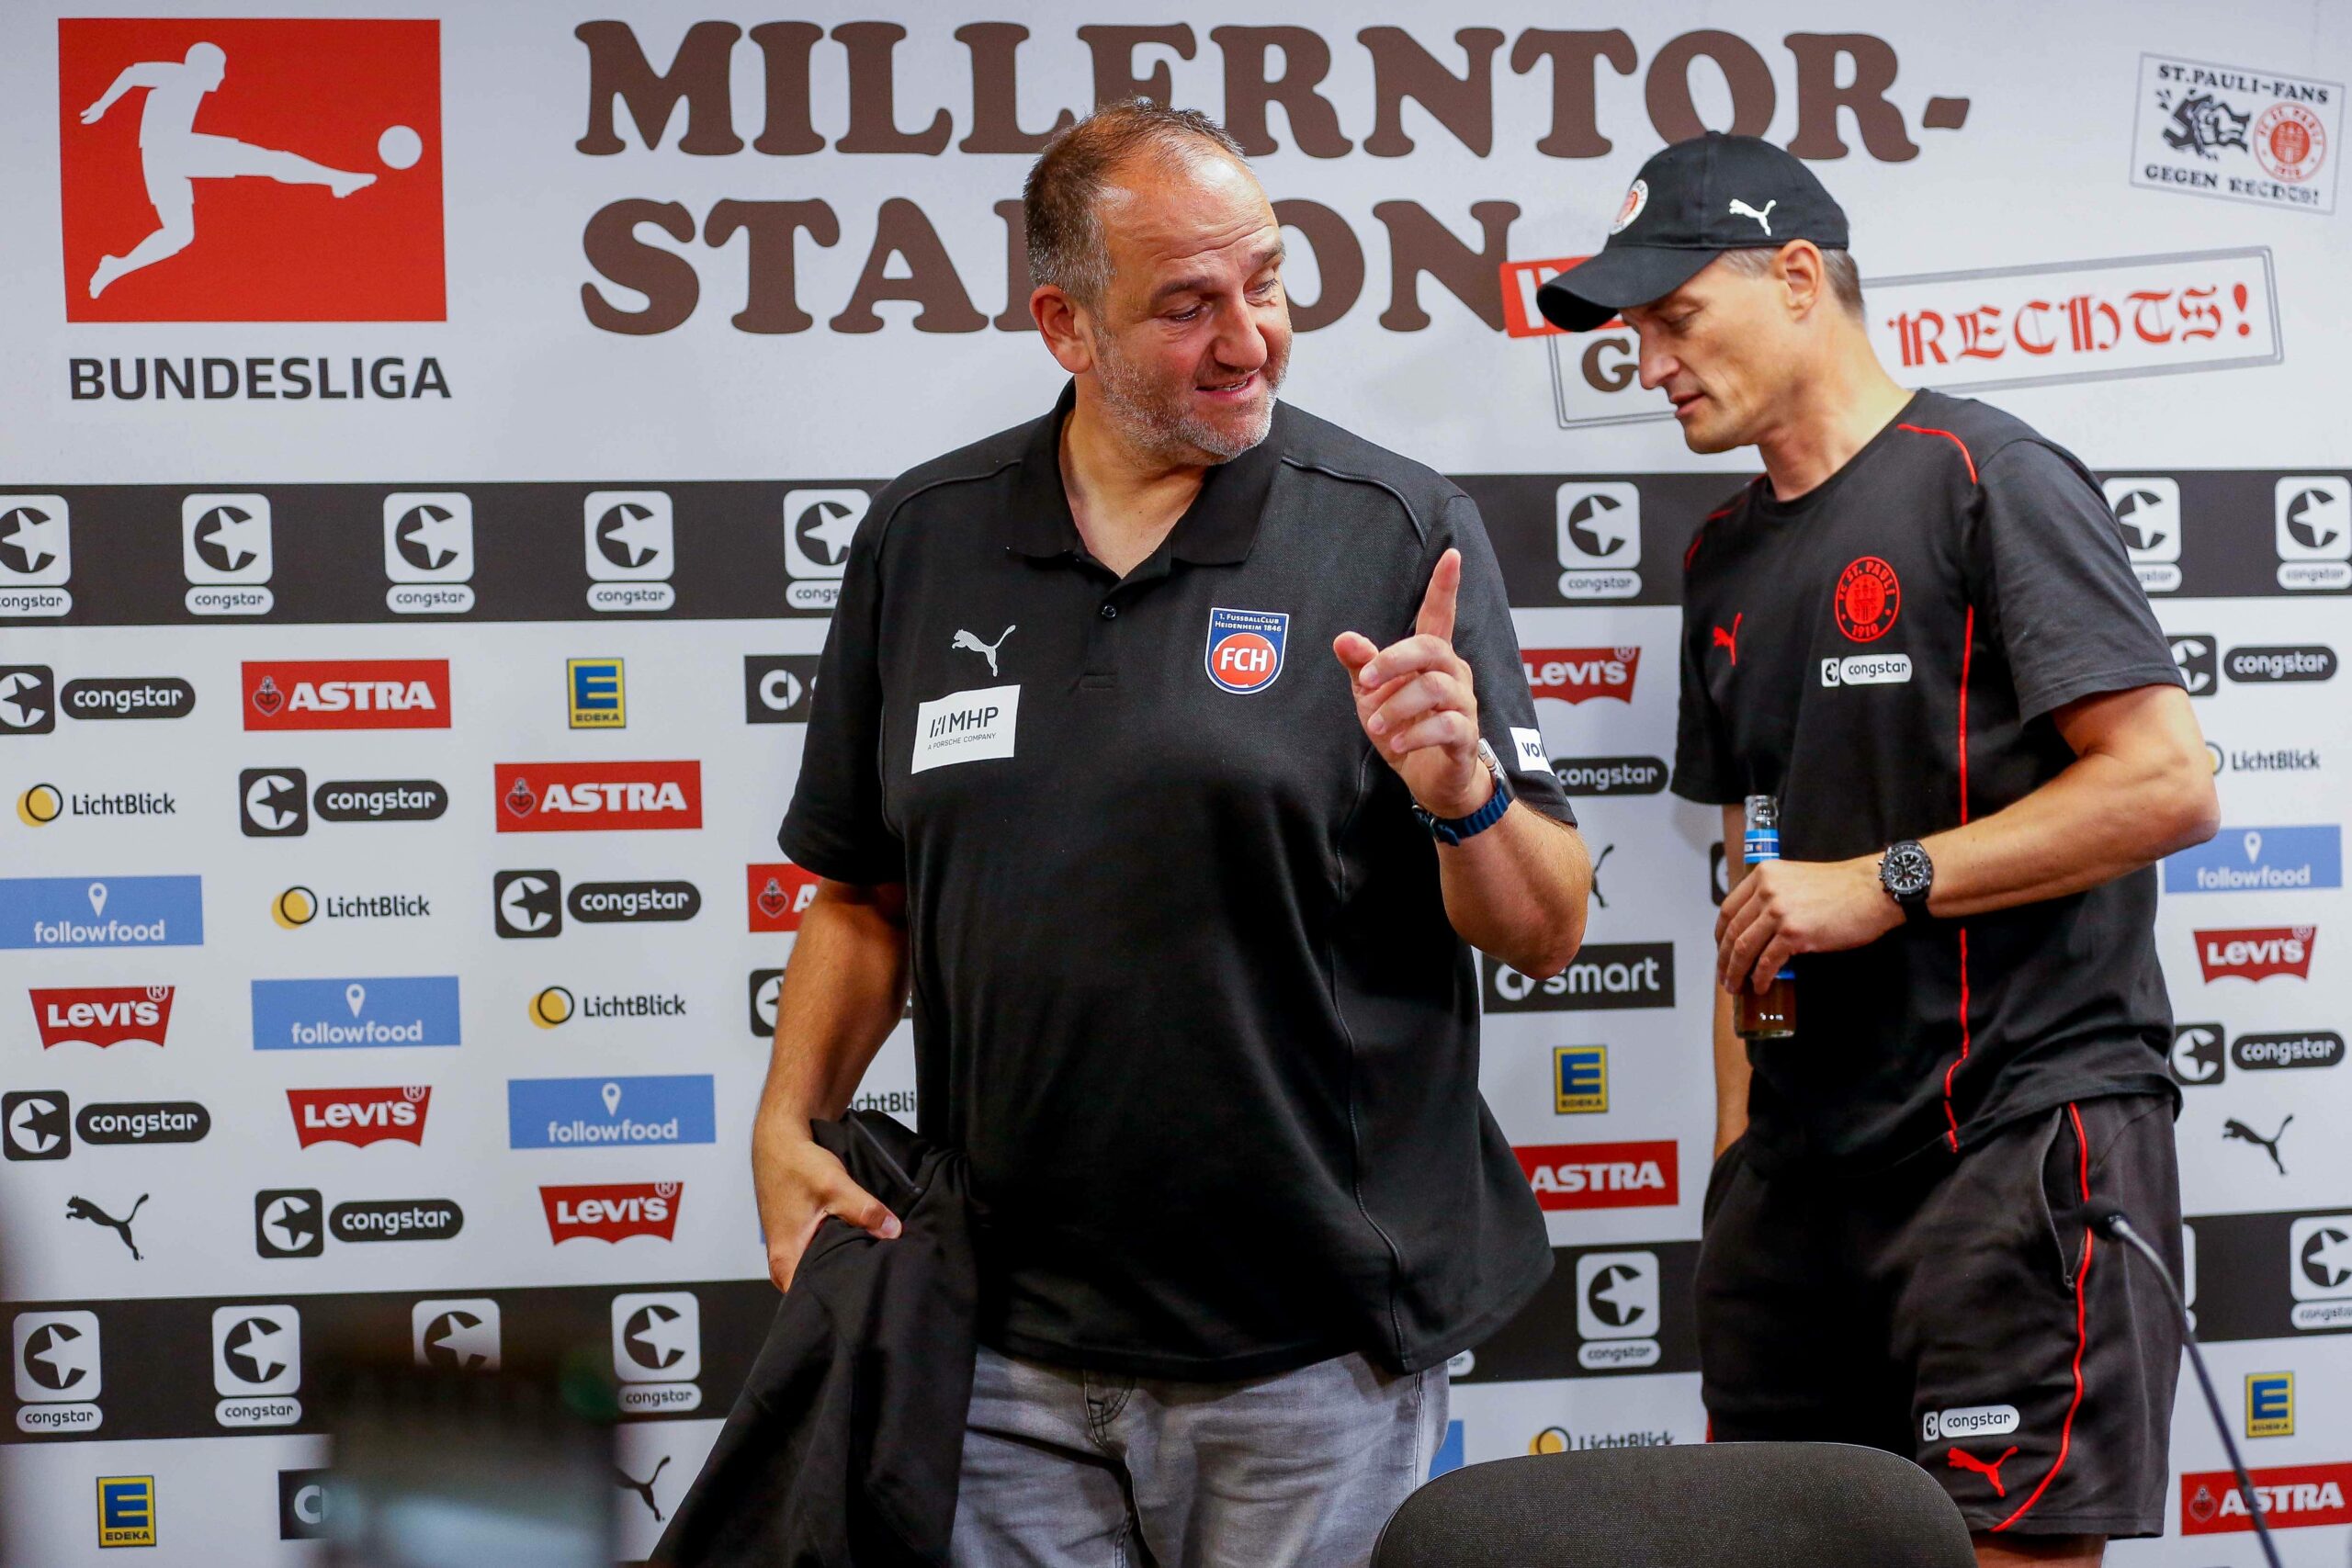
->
[[0, 0, 2346, 1560]]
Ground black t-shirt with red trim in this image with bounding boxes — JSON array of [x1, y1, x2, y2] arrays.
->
[[1673, 390, 2183, 1168]]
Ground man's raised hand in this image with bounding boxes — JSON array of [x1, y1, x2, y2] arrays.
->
[[1332, 548, 1490, 820]]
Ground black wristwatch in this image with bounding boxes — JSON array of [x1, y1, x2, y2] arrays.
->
[[1879, 840, 1934, 923]]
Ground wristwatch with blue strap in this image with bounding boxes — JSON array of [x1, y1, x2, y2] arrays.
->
[[1412, 739, 1513, 845]]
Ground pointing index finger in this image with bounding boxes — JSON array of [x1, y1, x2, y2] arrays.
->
[[1416, 548, 1461, 646]]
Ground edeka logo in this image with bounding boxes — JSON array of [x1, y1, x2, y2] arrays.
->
[[541, 1181, 681, 1245], [494, 761, 702, 831], [747, 862, 821, 932], [2181, 1462, 2352, 1535], [96, 1474, 156, 1549], [1555, 1044, 1608, 1113], [1485, 944, 1673, 1013], [1523, 648, 1638, 704], [287, 1086, 429, 1148], [243, 660, 447, 731], [1515, 1140, 1679, 1211], [2197, 927, 2315, 982], [2165, 826, 2342, 893], [2247, 1372, 2295, 1438], [568, 658, 626, 728], [58, 18, 443, 322], [251, 976, 459, 1051], [31, 985, 174, 1049], [507, 1077, 716, 1150], [1, 876, 201, 949]]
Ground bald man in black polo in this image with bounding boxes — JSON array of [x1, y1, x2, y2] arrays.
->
[[751, 101, 1590, 1566]]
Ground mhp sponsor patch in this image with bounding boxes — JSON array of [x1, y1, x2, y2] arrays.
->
[[1204, 607, 1288, 694]]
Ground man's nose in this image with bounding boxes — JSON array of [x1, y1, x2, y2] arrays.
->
[[1636, 332, 1678, 392], [1211, 298, 1270, 371]]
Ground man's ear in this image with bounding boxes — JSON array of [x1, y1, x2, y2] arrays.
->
[[1776, 241, 1826, 321], [1032, 285, 1093, 375]]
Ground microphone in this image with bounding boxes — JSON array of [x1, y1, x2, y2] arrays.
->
[[2064, 1201, 2280, 1568]]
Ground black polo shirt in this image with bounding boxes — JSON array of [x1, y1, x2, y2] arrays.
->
[[1674, 390, 2183, 1170], [781, 382, 1577, 1380]]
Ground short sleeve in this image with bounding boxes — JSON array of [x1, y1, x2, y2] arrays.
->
[[1435, 492, 1577, 828], [776, 502, 906, 885], [1972, 440, 2184, 722], [1670, 599, 1741, 806]]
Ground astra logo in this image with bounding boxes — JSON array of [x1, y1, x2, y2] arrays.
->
[[744, 654, 820, 723], [2181, 1461, 2352, 1535], [59, 17, 444, 323], [2198, 927, 2315, 982], [1486, 944, 1674, 1012], [287, 1086, 430, 1148], [494, 761, 701, 831], [243, 660, 448, 730], [506, 1076, 716, 1150], [0, 875, 203, 950], [748, 862, 821, 931], [1516, 1141, 1679, 1211], [30, 985, 175, 1049], [541, 1181, 681, 1245], [1522, 647, 1639, 704], [250, 976, 461, 1051]]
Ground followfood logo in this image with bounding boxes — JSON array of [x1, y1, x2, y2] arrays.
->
[[541, 1181, 681, 1244], [287, 1086, 429, 1148], [494, 761, 701, 831], [1523, 648, 1638, 704], [243, 660, 448, 730], [507, 1077, 715, 1149], [1516, 1141, 1679, 1211], [251, 976, 460, 1050], [2165, 826, 2342, 893], [2198, 927, 2315, 982], [58, 17, 444, 322], [1485, 944, 1674, 1012], [30, 985, 174, 1049], [0, 876, 201, 949]]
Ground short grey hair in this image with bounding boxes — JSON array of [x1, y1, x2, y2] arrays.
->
[[1718, 245, 1864, 317], [1023, 99, 1249, 308]]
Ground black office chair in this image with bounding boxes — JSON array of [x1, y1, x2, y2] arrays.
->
[[1374, 1442, 1976, 1568]]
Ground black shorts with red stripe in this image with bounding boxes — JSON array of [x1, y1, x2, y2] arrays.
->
[[1695, 1094, 2182, 1539]]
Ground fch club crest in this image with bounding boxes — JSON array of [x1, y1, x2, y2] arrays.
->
[[1204, 607, 1289, 694]]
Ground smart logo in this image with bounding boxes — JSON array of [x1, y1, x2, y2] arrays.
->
[[507, 1077, 715, 1150], [251, 976, 460, 1050], [2165, 826, 2341, 894], [1, 876, 201, 949]]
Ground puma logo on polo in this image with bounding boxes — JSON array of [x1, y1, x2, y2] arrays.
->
[[616, 1455, 671, 1520], [1946, 1445, 2019, 1497], [1713, 613, 1743, 666], [1728, 198, 1776, 235], [952, 626, 1016, 677], [67, 1192, 148, 1259]]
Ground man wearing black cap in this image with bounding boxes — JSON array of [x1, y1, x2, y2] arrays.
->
[[1541, 134, 2218, 1565]]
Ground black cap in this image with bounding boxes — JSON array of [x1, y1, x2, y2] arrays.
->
[[1536, 132, 1850, 332]]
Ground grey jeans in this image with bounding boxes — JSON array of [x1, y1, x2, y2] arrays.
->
[[950, 1344, 1450, 1568]]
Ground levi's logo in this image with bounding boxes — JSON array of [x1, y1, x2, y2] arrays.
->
[[287, 1085, 429, 1148], [58, 18, 444, 322], [1514, 1140, 1679, 1211], [494, 761, 701, 831], [31, 984, 174, 1048], [747, 862, 821, 932], [2199, 927, 2315, 983], [541, 1181, 681, 1244], [1522, 648, 1639, 704], [244, 660, 448, 729]]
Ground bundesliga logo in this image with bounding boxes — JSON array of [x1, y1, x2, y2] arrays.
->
[[58, 18, 443, 321]]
